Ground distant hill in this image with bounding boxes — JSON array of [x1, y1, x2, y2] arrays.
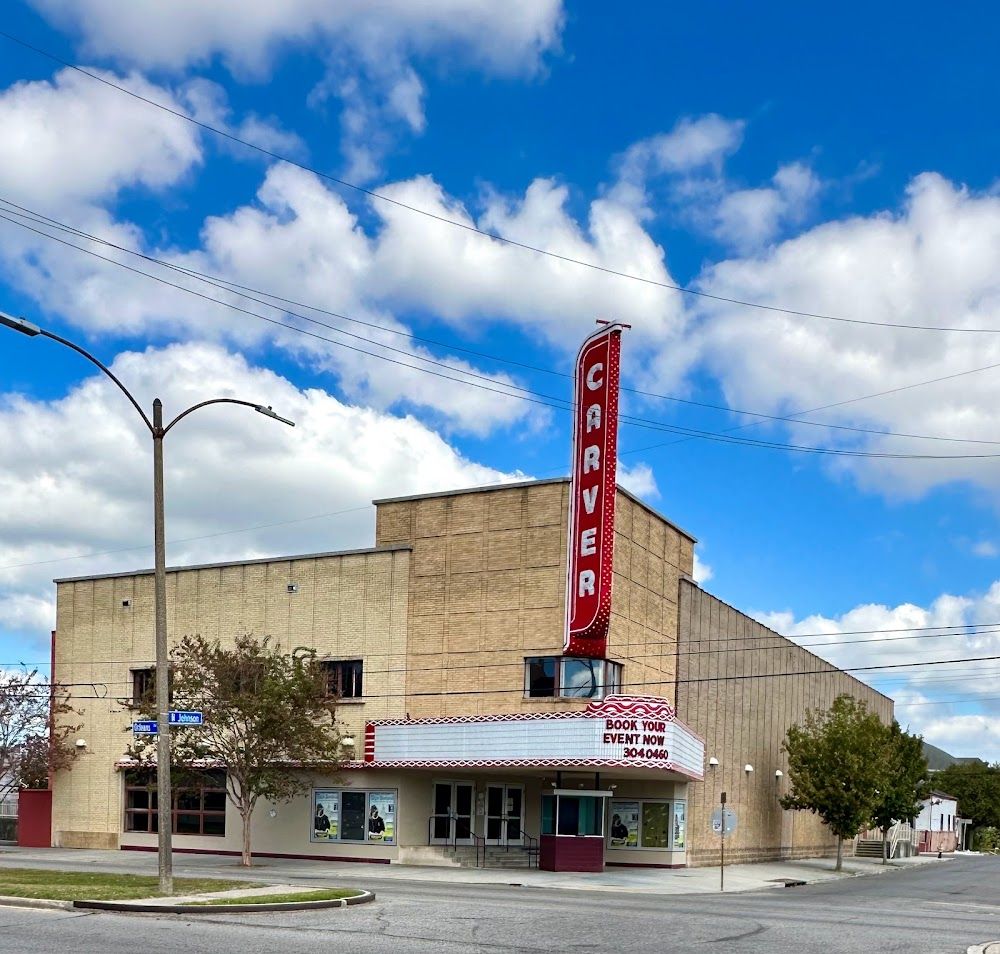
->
[[922, 740, 986, 772]]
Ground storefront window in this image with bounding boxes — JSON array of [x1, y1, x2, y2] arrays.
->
[[608, 798, 684, 851], [311, 789, 395, 844], [541, 795, 555, 835], [551, 795, 605, 836], [123, 768, 226, 836], [641, 802, 670, 848]]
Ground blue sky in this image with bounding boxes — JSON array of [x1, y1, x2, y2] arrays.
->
[[2, 1, 1000, 760]]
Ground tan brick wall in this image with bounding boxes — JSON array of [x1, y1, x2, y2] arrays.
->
[[51, 548, 410, 845], [676, 581, 894, 867], [376, 481, 694, 718]]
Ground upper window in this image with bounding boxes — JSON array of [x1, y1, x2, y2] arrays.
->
[[525, 657, 622, 699], [322, 660, 364, 699], [130, 667, 172, 707], [131, 668, 154, 706]]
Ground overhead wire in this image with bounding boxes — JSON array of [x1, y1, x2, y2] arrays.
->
[[4, 29, 1000, 337], [6, 196, 1000, 450], [6, 209, 1000, 462]]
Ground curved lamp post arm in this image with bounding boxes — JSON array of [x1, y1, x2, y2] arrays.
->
[[1, 311, 153, 432], [163, 398, 295, 436]]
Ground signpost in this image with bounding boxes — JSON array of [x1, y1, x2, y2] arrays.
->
[[711, 792, 738, 891], [132, 712, 203, 734]]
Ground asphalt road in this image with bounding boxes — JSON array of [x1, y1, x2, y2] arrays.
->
[[0, 856, 997, 954]]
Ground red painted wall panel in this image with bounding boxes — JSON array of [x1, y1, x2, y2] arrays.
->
[[539, 835, 604, 872], [18, 789, 52, 848]]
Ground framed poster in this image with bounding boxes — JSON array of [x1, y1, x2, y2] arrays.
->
[[311, 790, 339, 842], [673, 801, 686, 849], [367, 791, 396, 844], [608, 800, 639, 848]]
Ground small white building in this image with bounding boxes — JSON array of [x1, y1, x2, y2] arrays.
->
[[915, 791, 959, 853]]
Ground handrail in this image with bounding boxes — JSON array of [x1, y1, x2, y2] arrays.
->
[[428, 812, 486, 866], [522, 831, 539, 868]]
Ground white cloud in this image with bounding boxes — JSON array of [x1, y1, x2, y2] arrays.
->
[[0, 343, 518, 657], [692, 550, 713, 585], [0, 68, 201, 209], [712, 161, 822, 251], [753, 583, 1000, 762], [30, 0, 565, 75], [689, 172, 1000, 499], [617, 461, 659, 499], [974, 541, 999, 558]]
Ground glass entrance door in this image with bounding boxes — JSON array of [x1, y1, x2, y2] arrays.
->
[[486, 784, 524, 846], [430, 781, 474, 845]]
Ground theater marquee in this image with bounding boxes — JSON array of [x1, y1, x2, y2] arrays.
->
[[565, 323, 625, 658]]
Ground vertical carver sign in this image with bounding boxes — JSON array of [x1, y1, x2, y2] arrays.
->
[[565, 323, 625, 657]]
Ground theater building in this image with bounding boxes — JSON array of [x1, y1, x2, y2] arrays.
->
[[46, 327, 891, 870], [49, 477, 891, 870]]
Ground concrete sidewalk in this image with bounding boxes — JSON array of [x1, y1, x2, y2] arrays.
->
[[0, 845, 955, 896]]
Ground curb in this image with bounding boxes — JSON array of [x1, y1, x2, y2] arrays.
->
[[0, 895, 75, 911], [73, 889, 376, 914]]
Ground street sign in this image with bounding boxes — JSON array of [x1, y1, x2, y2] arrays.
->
[[169, 711, 203, 726], [132, 720, 157, 734], [711, 808, 738, 835]]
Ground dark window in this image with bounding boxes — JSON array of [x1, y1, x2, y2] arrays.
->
[[130, 667, 173, 707], [131, 668, 154, 706], [340, 791, 367, 840], [124, 769, 226, 836], [322, 660, 363, 699], [525, 657, 556, 697], [524, 657, 622, 699]]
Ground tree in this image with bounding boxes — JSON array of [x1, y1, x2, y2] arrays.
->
[[932, 761, 1000, 846], [1, 669, 81, 799], [781, 694, 890, 870], [126, 634, 342, 866], [870, 722, 929, 863]]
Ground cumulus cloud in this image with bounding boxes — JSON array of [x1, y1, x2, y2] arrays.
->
[[753, 583, 1000, 762], [617, 461, 659, 500], [689, 172, 1000, 499], [692, 550, 713, 585], [30, 0, 563, 177], [0, 68, 201, 209], [0, 343, 519, 657], [31, 0, 565, 74]]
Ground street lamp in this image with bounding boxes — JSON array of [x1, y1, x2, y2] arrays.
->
[[1, 310, 295, 893]]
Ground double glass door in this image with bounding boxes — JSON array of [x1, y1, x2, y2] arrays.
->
[[430, 781, 474, 845], [486, 784, 524, 846]]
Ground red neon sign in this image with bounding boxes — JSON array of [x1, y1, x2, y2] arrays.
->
[[564, 324, 624, 658]]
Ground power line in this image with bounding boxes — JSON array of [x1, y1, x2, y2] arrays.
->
[[29, 651, 1000, 702], [6, 212, 1000, 462], [2, 28, 1000, 338], [6, 196, 1000, 450]]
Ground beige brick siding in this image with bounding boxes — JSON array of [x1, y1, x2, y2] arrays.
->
[[676, 580, 894, 866], [375, 481, 694, 718], [51, 548, 409, 846]]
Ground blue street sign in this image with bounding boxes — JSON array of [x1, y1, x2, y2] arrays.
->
[[169, 711, 204, 726], [132, 720, 157, 734]]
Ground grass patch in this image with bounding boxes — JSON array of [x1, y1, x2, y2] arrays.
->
[[0, 868, 255, 901], [192, 888, 361, 906]]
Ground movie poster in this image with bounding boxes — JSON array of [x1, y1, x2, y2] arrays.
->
[[673, 801, 686, 849], [312, 790, 339, 842], [608, 800, 639, 848], [367, 791, 395, 844]]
